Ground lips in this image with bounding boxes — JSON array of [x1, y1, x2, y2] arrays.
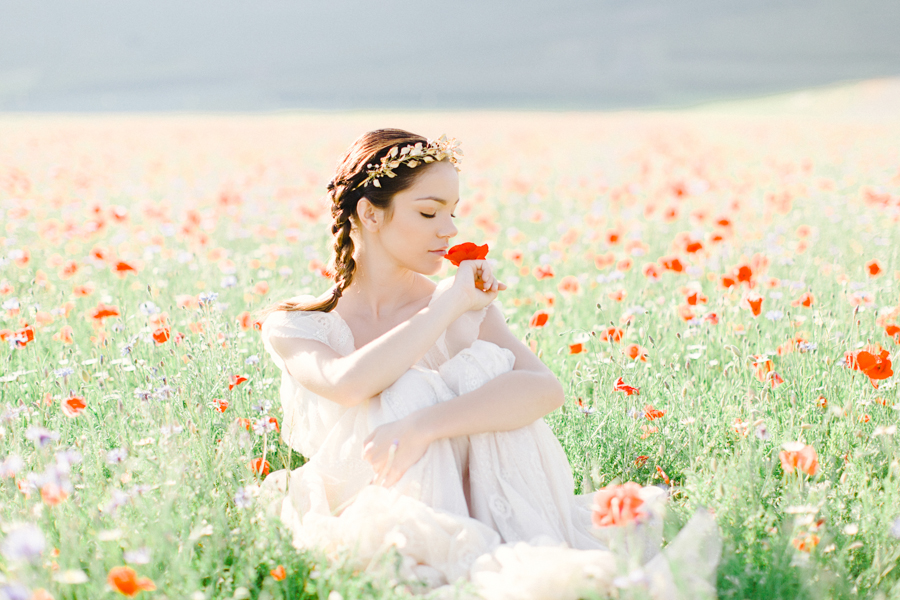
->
[[431, 248, 448, 254]]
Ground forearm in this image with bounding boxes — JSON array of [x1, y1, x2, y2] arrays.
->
[[337, 290, 467, 404], [409, 369, 565, 442]]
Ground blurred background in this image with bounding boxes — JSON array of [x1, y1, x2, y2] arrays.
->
[[2, 0, 899, 112]]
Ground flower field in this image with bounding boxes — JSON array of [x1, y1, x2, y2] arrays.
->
[[1, 85, 900, 599]]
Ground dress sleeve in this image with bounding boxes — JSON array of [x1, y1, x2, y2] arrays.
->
[[259, 296, 330, 374]]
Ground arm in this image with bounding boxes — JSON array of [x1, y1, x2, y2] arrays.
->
[[410, 302, 565, 440], [363, 302, 565, 486], [268, 260, 506, 408]]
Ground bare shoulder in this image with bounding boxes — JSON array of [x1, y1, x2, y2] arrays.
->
[[477, 303, 552, 374]]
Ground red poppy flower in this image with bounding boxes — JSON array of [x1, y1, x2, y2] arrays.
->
[[599, 327, 623, 343], [533, 264, 555, 280], [634, 455, 649, 467], [591, 482, 646, 527], [270, 565, 287, 581], [557, 276, 581, 295], [613, 376, 639, 396], [779, 443, 819, 476], [624, 343, 648, 362], [152, 327, 170, 344], [113, 261, 137, 276], [89, 303, 120, 321], [61, 394, 87, 418], [107, 566, 156, 597], [655, 465, 671, 485], [568, 343, 584, 354], [644, 405, 665, 420], [228, 374, 248, 390], [212, 398, 228, 413], [642, 263, 661, 280], [791, 292, 815, 308], [444, 242, 489, 266], [659, 256, 684, 273], [236, 417, 251, 430], [886, 324, 900, 343], [745, 295, 763, 317], [249, 458, 271, 477], [866, 260, 882, 277], [529, 310, 550, 328], [608, 289, 627, 302]]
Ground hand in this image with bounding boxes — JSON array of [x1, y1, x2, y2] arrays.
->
[[450, 259, 507, 312], [362, 418, 432, 488]]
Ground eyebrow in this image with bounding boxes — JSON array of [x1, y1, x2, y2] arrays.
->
[[415, 196, 460, 205]]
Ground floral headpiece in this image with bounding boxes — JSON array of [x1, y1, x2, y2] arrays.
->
[[355, 135, 462, 189]]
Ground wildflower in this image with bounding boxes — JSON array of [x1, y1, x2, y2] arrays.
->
[[792, 292, 815, 308], [599, 327, 624, 343], [235, 418, 252, 431], [228, 374, 248, 391], [41, 483, 68, 506], [591, 482, 647, 527], [613, 377, 639, 396], [529, 310, 550, 328], [780, 442, 819, 476], [533, 264, 555, 280], [61, 395, 87, 418], [0, 454, 24, 478], [568, 343, 584, 354], [233, 487, 253, 508], [25, 426, 59, 448], [659, 256, 684, 272], [54, 367, 75, 379], [443, 242, 489, 266], [755, 423, 771, 440], [0, 523, 45, 562], [885, 324, 900, 343], [107, 566, 156, 597], [634, 455, 649, 467], [113, 261, 138, 276], [732, 418, 750, 437], [557, 275, 581, 296], [655, 465, 671, 485], [211, 398, 228, 413], [744, 294, 763, 317], [89, 303, 120, 321], [643, 405, 665, 420], [866, 260, 882, 277], [106, 448, 128, 464], [639, 425, 658, 439], [608, 289, 627, 302], [151, 327, 170, 344], [270, 565, 287, 581], [792, 533, 820, 552], [252, 417, 279, 435], [249, 458, 271, 477]]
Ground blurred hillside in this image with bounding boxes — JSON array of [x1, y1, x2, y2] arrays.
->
[[1, 0, 899, 111]]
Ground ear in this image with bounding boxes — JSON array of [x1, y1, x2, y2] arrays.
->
[[356, 197, 383, 232]]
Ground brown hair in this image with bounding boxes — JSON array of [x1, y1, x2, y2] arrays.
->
[[255, 128, 444, 321]]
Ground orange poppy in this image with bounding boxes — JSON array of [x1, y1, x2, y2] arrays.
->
[[605, 288, 628, 303], [616, 258, 633, 272], [228, 374, 248, 390], [557, 276, 581, 296], [676, 304, 695, 321], [529, 310, 550, 328], [634, 455, 649, 467], [89, 303, 120, 321], [659, 256, 684, 273], [568, 343, 584, 354], [779, 443, 819, 476], [599, 327, 623, 343], [655, 465, 671, 485], [270, 565, 287, 581], [113, 261, 138, 277], [444, 242, 489, 266], [643, 405, 665, 420], [791, 292, 815, 308], [594, 252, 615, 270], [885, 324, 900, 343], [613, 376, 639, 396], [745, 295, 763, 317], [52, 325, 74, 344], [212, 398, 229, 413], [591, 482, 645, 527], [533, 264, 555, 280], [61, 394, 87, 418], [792, 533, 820, 553], [152, 327, 170, 344], [685, 291, 708, 306], [41, 483, 68, 506], [624, 344, 648, 362], [107, 566, 156, 597], [236, 418, 251, 431], [249, 458, 271, 477], [866, 260, 882, 277], [642, 263, 661, 280]]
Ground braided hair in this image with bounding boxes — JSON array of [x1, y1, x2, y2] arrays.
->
[[257, 129, 443, 319]]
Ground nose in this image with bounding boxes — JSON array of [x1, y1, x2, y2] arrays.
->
[[440, 218, 458, 240]]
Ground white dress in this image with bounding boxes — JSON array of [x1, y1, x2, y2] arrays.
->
[[259, 277, 721, 599]]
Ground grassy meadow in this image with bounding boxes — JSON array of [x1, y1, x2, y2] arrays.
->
[[1, 88, 900, 599]]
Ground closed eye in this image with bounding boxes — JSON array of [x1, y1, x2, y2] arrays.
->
[[420, 213, 458, 219]]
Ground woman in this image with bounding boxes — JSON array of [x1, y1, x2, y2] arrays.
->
[[257, 129, 720, 598]]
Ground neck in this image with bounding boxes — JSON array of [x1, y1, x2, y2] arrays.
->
[[340, 249, 423, 320]]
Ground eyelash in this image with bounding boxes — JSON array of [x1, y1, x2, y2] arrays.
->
[[421, 213, 457, 219]]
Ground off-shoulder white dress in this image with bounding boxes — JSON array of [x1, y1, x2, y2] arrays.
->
[[259, 277, 720, 599]]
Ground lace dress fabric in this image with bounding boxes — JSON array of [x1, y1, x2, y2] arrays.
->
[[259, 277, 721, 599]]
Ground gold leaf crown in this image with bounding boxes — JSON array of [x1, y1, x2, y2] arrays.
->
[[356, 135, 463, 189]]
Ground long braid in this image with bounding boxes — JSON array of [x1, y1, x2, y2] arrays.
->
[[330, 202, 356, 299]]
